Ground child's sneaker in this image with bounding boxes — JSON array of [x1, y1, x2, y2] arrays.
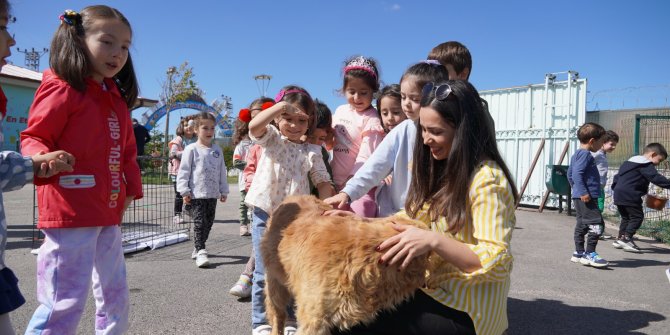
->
[[599, 233, 612, 240], [240, 224, 251, 237], [612, 239, 623, 249], [579, 251, 608, 267], [570, 251, 584, 263], [252, 325, 272, 335], [173, 214, 184, 225], [229, 274, 252, 298], [195, 249, 210, 268], [191, 248, 198, 259], [666, 268, 670, 284], [284, 325, 297, 335], [618, 237, 642, 253]]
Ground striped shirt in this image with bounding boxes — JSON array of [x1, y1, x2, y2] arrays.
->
[[406, 160, 516, 335]]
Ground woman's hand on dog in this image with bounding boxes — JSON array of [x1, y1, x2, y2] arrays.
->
[[376, 223, 436, 271]]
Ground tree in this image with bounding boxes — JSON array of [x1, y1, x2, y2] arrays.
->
[[159, 61, 203, 156]]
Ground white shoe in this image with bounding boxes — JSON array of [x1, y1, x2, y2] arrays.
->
[[252, 325, 272, 335], [191, 248, 198, 259], [195, 249, 210, 268], [173, 214, 185, 225], [284, 325, 297, 335], [229, 274, 252, 298], [666, 268, 670, 284]]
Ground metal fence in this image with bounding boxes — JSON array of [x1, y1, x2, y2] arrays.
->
[[33, 156, 192, 252], [595, 112, 670, 235]]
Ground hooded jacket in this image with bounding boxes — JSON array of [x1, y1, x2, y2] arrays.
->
[[612, 155, 670, 206], [20, 70, 143, 228]]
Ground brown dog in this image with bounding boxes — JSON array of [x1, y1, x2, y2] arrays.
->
[[261, 195, 430, 335]]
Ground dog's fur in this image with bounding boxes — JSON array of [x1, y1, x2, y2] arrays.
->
[[261, 195, 429, 335]]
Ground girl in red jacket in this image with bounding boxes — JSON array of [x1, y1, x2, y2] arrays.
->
[[20, 6, 142, 334]]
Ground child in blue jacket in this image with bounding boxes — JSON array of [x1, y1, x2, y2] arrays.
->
[[567, 122, 607, 267]]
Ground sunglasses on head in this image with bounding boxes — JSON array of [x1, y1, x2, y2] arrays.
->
[[422, 82, 452, 101]]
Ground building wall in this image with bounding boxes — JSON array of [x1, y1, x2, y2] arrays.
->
[[1, 81, 37, 151]]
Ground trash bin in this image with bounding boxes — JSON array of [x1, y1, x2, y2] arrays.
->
[[546, 165, 571, 215]]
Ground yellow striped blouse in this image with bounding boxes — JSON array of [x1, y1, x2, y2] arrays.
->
[[405, 160, 516, 335]]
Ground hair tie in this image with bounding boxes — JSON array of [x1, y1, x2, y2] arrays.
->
[[344, 56, 377, 78], [422, 60, 441, 66], [238, 109, 251, 123], [261, 101, 275, 110], [274, 89, 309, 103], [59, 9, 81, 26]]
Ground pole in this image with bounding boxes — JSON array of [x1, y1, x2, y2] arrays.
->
[[163, 66, 177, 157]]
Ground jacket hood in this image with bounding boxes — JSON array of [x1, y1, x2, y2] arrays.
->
[[619, 155, 652, 176]]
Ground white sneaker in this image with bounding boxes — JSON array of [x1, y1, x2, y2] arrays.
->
[[196, 249, 210, 268], [284, 325, 297, 335], [191, 248, 198, 259], [666, 268, 670, 284], [173, 214, 185, 225], [229, 274, 252, 298], [252, 325, 272, 335]]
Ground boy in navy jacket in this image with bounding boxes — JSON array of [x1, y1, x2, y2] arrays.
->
[[612, 143, 670, 252], [567, 122, 607, 267]]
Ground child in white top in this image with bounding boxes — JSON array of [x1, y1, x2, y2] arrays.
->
[[177, 112, 229, 268], [331, 56, 385, 217], [245, 85, 334, 334]]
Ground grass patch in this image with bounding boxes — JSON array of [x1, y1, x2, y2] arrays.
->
[[638, 219, 670, 244]]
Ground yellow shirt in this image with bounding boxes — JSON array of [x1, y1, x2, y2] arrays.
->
[[408, 160, 516, 335]]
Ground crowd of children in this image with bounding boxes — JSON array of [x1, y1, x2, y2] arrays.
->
[[0, 2, 667, 335]]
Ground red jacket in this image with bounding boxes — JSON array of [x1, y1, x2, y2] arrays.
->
[[21, 70, 143, 228]]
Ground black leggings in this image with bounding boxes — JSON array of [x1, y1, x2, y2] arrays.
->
[[173, 181, 183, 215], [332, 290, 475, 335]]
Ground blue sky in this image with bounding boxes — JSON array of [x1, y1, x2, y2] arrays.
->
[[6, 0, 670, 134]]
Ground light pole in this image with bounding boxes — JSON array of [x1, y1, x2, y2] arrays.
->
[[16, 47, 48, 71], [163, 66, 177, 157], [254, 74, 272, 97]]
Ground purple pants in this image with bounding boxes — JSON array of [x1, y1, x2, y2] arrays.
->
[[350, 187, 378, 218], [25, 226, 129, 335]]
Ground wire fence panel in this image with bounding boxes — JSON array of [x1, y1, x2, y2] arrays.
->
[[33, 156, 191, 252]]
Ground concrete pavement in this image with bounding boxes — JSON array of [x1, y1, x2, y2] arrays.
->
[[4, 185, 669, 334]]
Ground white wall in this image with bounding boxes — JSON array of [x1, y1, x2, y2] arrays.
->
[[480, 72, 587, 207]]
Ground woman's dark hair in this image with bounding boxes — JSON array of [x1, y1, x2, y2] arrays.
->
[[341, 56, 381, 93], [400, 62, 450, 91], [49, 5, 138, 108], [405, 80, 518, 232], [232, 96, 274, 145]]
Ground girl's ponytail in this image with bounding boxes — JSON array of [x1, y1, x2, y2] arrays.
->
[[50, 9, 89, 92]]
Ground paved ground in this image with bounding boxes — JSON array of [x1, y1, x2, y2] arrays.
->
[[4, 185, 670, 334]]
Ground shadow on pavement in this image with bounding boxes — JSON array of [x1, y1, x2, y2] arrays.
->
[[508, 297, 665, 334]]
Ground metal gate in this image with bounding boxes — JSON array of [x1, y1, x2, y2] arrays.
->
[[480, 71, 587, 207]]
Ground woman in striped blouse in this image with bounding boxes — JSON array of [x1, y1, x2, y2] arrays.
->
[[334, 80, 518, 335]]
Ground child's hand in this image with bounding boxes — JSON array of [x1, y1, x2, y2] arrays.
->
[[220, 195, 227, 203], [33, 150, 75, 178], [580, 194, 591, 203], [383, 175, 393, 186], [183, 195, 191, 204], [324, 192, 350, 209]]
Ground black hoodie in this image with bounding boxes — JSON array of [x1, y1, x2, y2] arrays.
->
[[612, 155, 670, 206]]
